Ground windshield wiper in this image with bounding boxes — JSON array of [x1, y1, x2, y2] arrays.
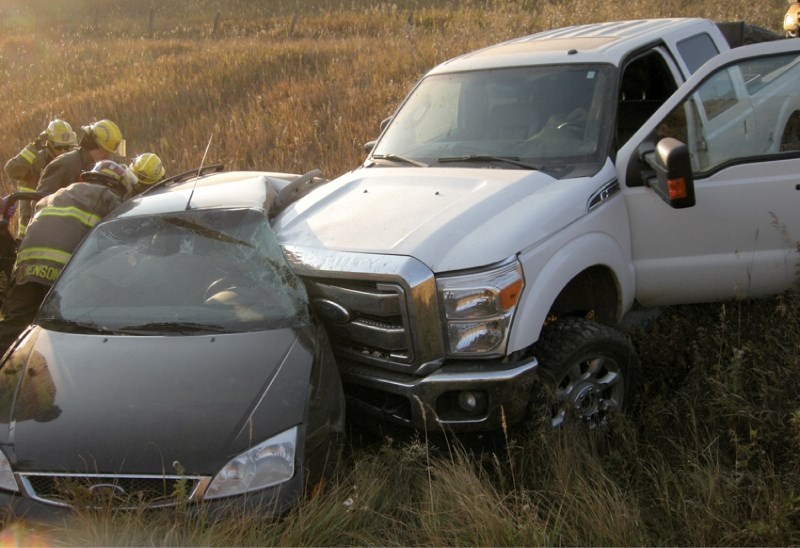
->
[[370, 154, 429, 167], [437, 155, 540, 170], [37, 317, 117, 335], [160, 216, 252, 247], [117, 321, 228, 335]]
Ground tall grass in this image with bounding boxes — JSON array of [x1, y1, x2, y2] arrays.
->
[[0, 0, 782, 188], [6, 296, 799, 545], [0, 0, 798, 545]]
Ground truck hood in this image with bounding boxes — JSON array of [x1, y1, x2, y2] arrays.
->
[[0, 326, 313, 475], [274, 166, 596, 272]]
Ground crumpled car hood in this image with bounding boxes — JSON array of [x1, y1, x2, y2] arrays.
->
[[274, 166, 590, 272], [0, 326, 313, 475]]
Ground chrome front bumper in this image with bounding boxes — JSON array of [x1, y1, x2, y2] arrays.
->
[[339, 355, 539, 432]]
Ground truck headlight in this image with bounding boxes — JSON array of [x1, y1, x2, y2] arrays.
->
[[205, 426, 297, 499], [437, 259, 524, 356], [786, 14, 796, 27], [0, 449, 18, 493]]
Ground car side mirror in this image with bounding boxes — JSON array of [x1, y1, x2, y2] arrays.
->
[[363, 117, 393, 153], [644, 137, 696, 209]]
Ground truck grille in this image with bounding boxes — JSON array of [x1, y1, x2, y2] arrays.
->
[[306, 279, 413, 363], [282, 246, 445, 375], [19, 472, 210, 509]]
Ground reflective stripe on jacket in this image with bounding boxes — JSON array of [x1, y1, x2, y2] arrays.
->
[[3, 143, 51, 187], [14, 181, 124, 287], [4, 143, 55, 236]]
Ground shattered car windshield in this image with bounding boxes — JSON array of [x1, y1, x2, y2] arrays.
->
[[39, 208, 310, 334], [371, 64, 615, 178]]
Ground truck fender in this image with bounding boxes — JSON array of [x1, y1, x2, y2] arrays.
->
[[507, 232, 635, 353]]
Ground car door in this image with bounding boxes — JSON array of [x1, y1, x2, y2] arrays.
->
[[617, 39, 800, 307]]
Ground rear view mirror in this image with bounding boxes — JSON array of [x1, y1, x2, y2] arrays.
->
[[645, 137, 696, 209]]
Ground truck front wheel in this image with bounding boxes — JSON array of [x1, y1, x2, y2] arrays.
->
[[533, 318, 639, 429]]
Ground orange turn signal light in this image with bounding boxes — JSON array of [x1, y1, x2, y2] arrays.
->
[[499, 278, 524, 310], [667, 177, 687, 200]]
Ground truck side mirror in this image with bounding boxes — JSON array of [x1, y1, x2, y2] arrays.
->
[[645, 137, 696, 209]]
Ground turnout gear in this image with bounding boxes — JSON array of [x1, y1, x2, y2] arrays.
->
[[4, 119, 77, 238], [129, 153, 165, 186], [36, 146, 95, 196], [16, 167, 129, 286], [0, 160, 130, 352], [80, 119, 126, 157]]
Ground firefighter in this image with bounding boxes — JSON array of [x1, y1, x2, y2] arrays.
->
[[129, 152, 166, 195], [0, 160, 136, 353], [3, 119, 78, 238], [36, 119, 126, 197]]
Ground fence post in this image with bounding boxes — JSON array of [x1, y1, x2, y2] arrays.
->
[[288, 12, 298, 39], [212, 11, 221, 37], [148, 8, 155, 36]]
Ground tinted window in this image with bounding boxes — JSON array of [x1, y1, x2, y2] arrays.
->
[[676, 33, 719, 74]]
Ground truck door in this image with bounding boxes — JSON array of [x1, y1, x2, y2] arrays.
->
[[617, 40, 800, 307]]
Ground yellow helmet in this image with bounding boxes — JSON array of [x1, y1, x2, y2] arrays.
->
[[81, 119, 126, 156], [129, 153, 165, 185], [45, 119, 77, 149]]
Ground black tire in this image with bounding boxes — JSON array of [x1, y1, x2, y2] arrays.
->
[[533, 318, 639, 429]]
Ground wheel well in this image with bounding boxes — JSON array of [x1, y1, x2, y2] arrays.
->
[[780, 111, 800, 152], [547, 265, 620, 324]]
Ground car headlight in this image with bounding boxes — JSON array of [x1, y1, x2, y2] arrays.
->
[[437, 259, 524, 356], [0, 449, 18, 493], [205, 426, 297, 499]]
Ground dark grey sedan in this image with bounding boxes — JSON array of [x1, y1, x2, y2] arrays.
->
[[0, 169, 345, 518]]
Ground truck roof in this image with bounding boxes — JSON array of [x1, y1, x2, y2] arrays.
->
[[429, 18, 721, 73]]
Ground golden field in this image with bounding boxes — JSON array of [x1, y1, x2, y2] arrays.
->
[[0, 1, 798, 545], [0, 0, 782, 187]]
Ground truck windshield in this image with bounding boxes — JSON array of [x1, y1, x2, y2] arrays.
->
[[39, 208, 310, 334], [372, 64, 616, 178]]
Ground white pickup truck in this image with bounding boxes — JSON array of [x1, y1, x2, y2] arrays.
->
[[274, 19, 800, 432]]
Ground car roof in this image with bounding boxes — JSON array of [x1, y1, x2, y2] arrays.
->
[[427, 18, 715, 72], [109, 170, 290, 220]]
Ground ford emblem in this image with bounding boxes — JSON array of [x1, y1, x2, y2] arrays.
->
[[88, 483, 127, 497], [312, 299, 351, 324]]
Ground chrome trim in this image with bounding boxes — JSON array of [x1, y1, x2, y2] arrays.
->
[[340, 355, 539, 431], [283, 245, 445, 375], [587, 179, 620, 212], [17, 471, 211, 509]]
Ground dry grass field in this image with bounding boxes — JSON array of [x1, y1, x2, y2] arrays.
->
[[0, 0, 798, 545], [0, 0, 781, 187]]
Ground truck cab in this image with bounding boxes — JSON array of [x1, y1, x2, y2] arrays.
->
[[274, 19, 800, 433]]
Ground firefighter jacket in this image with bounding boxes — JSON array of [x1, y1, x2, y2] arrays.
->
[[4, 141, 55, 237], [14, 181, 125, 287], [35, 147, 94, 197]]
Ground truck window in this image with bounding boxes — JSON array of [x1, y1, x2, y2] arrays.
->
[[617, 50, 679, 145], [372, 64, 616, 178], [658, 52, 800, 173], [676, 33, 720, 73]]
